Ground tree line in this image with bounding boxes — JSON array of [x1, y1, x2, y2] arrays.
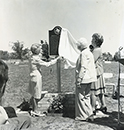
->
[[0, 41, 114, 61], [0, 40, 49, 61]]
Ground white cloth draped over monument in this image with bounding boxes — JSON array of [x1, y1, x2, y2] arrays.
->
[[58, 28, 80, 69]]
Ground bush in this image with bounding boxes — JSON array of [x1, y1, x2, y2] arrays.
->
[[47, 94, 65, 113]]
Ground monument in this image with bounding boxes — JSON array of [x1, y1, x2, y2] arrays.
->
[[49, 26, 62, 55], [49, 26, 62, 92]]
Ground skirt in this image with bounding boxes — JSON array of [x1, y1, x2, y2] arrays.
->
[[91, 74, 106, 96], [28, 70, 42, 99], [75, 83, 93, 121]]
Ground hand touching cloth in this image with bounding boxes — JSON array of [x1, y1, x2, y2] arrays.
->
[[59, 28, 80, 69]]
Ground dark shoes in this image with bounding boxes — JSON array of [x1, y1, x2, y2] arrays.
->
[[99, 107, 107, 114], [86, 114, 94, 122], [86, 109, 96, 122], [93, 110, 96, 115], [86, 107, 107, 122]]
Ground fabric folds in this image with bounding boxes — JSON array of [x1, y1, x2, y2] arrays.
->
[[59, 28, 80, 69]]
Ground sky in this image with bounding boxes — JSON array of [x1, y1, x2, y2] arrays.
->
[[0, 0, 124, 55]]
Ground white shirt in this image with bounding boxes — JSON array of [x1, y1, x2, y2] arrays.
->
[[76, 48, 97, 83]]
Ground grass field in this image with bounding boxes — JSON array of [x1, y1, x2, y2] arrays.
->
[[2, 60, 124, 130]]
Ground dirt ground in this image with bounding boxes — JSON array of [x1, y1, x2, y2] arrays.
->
[[2, 60, 124, 130]]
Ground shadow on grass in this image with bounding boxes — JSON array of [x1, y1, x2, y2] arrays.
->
[[89, 111, 124, 130]]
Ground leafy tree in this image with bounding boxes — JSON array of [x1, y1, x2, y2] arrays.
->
[[9, 52, 18, 59], [40, 40, 49, 61], [22, 48, 30, 59], [102, 52, 113, 61], [0, 50, 9, 60], [11, 41, 24, 60], [113, 51, 120, 61]]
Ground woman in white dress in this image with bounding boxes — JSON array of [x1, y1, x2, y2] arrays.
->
[[28, 43, 59, 116]]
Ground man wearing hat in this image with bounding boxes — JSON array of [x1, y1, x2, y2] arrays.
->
[[75, 37, 97, 121]]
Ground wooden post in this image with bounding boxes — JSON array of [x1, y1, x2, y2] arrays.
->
[[57, 58, 61, 93], [117, 46, 123, 127], [117, 47, 122, 127], [117, 61, 121, 127]]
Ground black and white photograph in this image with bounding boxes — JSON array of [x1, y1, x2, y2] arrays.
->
[[0, 0, 124, 130]]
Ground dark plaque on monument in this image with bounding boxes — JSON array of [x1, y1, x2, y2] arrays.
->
[[49, 26, 62, 55]]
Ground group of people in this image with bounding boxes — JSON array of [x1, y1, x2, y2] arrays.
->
[[75, 33, 106, 121], [28, 32, 107, 122], [0, 32, 107, 129], [28, 33, 107, 122]]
